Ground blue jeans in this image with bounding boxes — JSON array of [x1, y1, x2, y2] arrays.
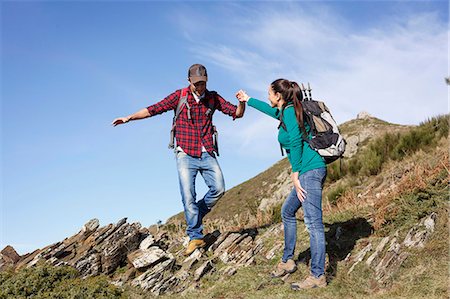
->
[[176, 151, 225, 240], [281, 167, 327, 278]]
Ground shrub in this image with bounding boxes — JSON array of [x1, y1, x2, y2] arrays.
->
[[0, 263, 124, 299], [327, 160, 346, 182], [359, 147, 383, 176]]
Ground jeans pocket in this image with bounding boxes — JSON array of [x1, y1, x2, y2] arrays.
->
[[176, 150, 187, 159], [300, 168, 326, 191]]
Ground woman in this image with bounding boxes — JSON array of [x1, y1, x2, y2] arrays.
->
[[236, 79, 327, 290]]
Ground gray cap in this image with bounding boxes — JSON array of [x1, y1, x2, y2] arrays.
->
[[188, 64, 208, 83]]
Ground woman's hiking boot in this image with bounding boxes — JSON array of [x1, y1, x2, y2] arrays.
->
[[270, 259, 297, 278], [291, 275, 327, 290]]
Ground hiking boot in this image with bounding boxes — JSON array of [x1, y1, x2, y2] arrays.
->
[[270, 259, 297, 278], [184, 239, 206, 256], [291, 275, 327, 290]]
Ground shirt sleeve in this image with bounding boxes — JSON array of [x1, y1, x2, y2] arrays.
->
[[284, 108, 303, 173], [248, 98, 280, 119], [146, 90, 179, 116], [213, 92, 237, 119]]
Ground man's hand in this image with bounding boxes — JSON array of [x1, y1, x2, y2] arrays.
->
[[111, 116, 131, 126]]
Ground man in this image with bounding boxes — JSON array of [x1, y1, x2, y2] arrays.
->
[[112, 64, 245, 255]]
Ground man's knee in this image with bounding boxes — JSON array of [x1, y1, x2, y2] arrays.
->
[[206, 185, 225, 209]]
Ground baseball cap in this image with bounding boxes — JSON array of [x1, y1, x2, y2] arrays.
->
[[188, 64, 208, 83]]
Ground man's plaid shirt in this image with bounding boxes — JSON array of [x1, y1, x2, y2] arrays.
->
[[147, 87, 238, 157]]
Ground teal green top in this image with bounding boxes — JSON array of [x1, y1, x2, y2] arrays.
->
[[248, 98, 325, 174]]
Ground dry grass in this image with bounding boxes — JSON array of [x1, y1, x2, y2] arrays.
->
[[373, 146, 449, 230]]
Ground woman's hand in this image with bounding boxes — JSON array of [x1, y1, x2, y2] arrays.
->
[[291, 172, 307, 202], [235, 90, 250, 102]]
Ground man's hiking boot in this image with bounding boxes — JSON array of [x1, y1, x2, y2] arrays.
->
[[185, 239, 206, 256], [291, 275, 327, 290], [270, 259, 297, 278]]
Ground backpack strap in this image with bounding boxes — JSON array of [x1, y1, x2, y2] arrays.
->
[[204, 91, 216, 117], [278, 104, 294, 156], [205, 91, 219, 155], [168, 88, 191, 149], [278, 103, 309, 156]]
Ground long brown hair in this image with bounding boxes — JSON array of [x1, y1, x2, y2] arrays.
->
[[271, 78, 305, 134]]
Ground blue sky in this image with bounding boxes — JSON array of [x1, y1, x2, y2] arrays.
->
[[1, 1, 448, 255]]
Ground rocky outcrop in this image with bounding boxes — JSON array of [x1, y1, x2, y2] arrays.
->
[[2, 219, 267, 296], [14, 218, 143, 277], [0, 246, 21, 271], [1, 210, 438, 295], [346, 213, 437, 285], [357, 111, 372, 119], [129, 228, 264, 296]]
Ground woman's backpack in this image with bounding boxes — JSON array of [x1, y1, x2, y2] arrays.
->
[[280, 83, 346, 164], [299, 83, 346, 164]]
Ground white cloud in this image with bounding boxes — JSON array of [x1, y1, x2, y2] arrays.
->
[[177, 2, 448, 154]]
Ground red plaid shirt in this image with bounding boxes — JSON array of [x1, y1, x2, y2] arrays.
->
[[147, 87, 238, 157]]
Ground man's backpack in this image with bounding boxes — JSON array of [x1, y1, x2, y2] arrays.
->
[[299, 83, 346, 164], [168, 88, 219, 155], [280, 83, 346, 164]]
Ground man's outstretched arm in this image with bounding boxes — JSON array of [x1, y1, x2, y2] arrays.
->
[[111, 108, 151, 126], [235, 101, 246, 118]]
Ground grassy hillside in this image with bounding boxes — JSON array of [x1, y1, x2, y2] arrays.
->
[[157, 115, 449, 299], [165, 115, 425, 230]]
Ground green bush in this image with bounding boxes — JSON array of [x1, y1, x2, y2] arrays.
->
[[359, 147, 383, 176], [0, 263, 124, 299], [327, 160, 346, 182], [347, 158, 361, 176]]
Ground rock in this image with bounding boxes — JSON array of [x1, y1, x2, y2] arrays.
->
[[0, 246, 21, 270], [194, 260, 214, 281], [403, 213, 437, 248], [366, 236, 390, 267], [128, 247, 173, 269], [75, 252, 102, 277], [132, 259, 175, 291], [265, 242, 283, 260], [99, 222, 142, 274], [14, 219, 143, 278], [82, 219, 100, 234], [258, 169, 291, 211], [344, 135, 359, 157], [348, 243, 372, 274], [139, 235, 155, 250], [181, 249, 202, 271], [357, 111, 372, 119], [220, 266, 237, 276], [151, 275, 179, 296], [423, 213, 436, 232], [213, 233, 241, 256], [374, 237, 405, 284], [203, 230, 221, 248]]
